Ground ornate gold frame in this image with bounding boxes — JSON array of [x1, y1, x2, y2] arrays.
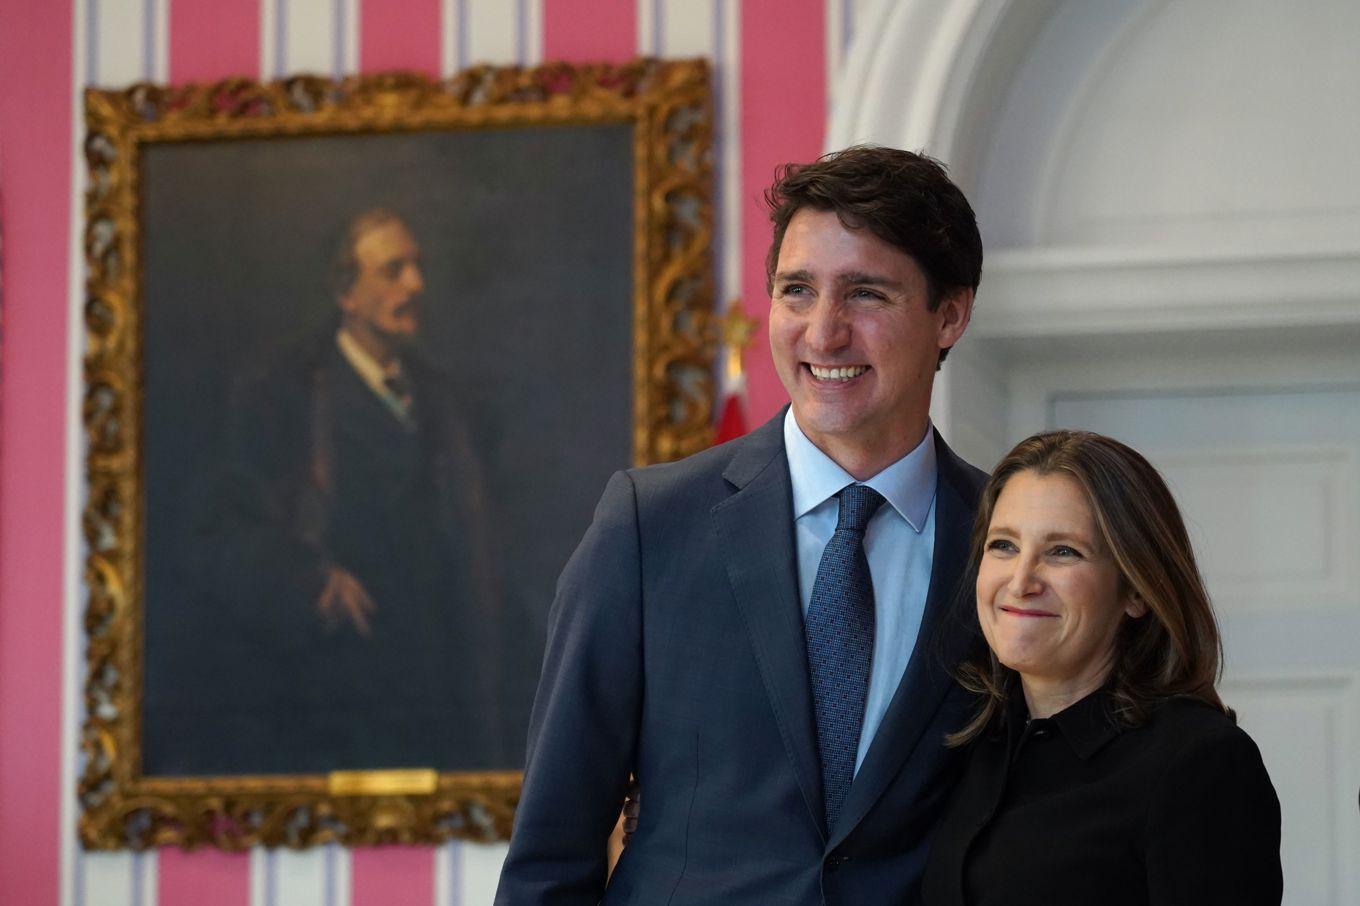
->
[[81, 59, 714, 850]]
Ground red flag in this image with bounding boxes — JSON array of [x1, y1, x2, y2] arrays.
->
[[714, 373, 748, 443], [713, 304, 758, 443]]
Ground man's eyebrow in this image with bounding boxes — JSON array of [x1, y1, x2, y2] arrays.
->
[[771, 269, 903, 288], [836, 271, 901, 288]]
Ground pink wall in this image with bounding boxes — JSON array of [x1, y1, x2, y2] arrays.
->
[[0, 0, 73, 902], [0, 0, 825, 902]]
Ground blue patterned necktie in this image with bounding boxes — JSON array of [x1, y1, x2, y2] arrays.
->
[[805, 484, 886, 832]]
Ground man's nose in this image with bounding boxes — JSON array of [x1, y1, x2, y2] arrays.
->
[[404, 263, 425, 294], [804, 300, 850, 352]]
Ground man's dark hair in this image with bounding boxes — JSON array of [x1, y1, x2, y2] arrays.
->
[[764, 146, 982, 364], [328, 207, 406, 299]]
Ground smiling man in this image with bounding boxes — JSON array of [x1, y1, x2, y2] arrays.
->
[[498, 147, 987, 905]]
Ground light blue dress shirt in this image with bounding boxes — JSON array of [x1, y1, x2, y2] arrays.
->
[[783, 409, 938, 775]]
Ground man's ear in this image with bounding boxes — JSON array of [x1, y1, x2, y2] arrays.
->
[[937, 287, 975, 350]]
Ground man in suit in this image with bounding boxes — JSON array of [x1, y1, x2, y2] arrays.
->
[[196, 209, 507, 773], [496, 147, 986, 904]]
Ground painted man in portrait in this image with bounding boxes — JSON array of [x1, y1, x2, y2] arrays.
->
[[198, 208, 506, 774]]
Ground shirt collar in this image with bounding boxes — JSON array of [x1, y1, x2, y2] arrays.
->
[[336, 328, 404, 396], [1004, 683, 1123, 761], [782, 408, 938, 532]]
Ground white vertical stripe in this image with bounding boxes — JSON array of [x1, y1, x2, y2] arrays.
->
[[139, 850, 160, 906], [464, 0, 519, 63], [284, 0, 337, 74], [339, 0, 359, 76], [659, 0, 711, 56], [271, 847, 330, 906], [522, 0, 543, 65], [459, 843, 508, 905], [150, 0, 168, 81], [80, 854, 139, 906], [330, 844, 352, 906], [825, 0, 844, 112], [636, 0, 655, 56], [93, 0, 148, 85], [260, 0, 279, 79], [64, 3, 93, 903], [440, 0, 463, 77], [718, 0, 742, 314], [249, 849, 269, 906], [434, 842, 459, 906]]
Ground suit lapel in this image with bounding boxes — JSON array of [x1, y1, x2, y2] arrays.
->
[[714, 412, 828, 839], [829, 435, 980, 848]]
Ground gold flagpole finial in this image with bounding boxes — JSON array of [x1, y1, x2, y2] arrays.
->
[[719, 303, 759, 384]]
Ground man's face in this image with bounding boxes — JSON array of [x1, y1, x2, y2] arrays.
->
[[768, 208, 972, 474], [338, 219, 424, 353]]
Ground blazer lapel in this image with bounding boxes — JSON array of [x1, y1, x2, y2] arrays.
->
[[714, 412, 827, 839], [828, 435, 980, 848]]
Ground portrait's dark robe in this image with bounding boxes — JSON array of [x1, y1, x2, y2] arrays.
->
[[178, 332, 507, 774]]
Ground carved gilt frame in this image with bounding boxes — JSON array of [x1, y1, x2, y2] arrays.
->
[[81, 59, 714, 850]]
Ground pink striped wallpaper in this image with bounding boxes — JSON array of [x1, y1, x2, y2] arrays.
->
[[0, 1, 832, 902]]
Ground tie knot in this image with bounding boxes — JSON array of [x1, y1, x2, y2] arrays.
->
[[835, 485, 885, 535], [384, 371, 412, 400]]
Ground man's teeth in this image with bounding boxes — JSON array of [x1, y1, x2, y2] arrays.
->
[[809, 365, 868, 381]]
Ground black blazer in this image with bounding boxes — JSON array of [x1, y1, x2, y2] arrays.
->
[[921, 688, 1283, 906], [496, 410, 987, 905]]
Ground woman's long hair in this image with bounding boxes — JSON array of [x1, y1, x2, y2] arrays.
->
[[947, 430, 1229, 746]]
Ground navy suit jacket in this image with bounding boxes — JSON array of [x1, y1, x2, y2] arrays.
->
[[496, 410, 987, 905]]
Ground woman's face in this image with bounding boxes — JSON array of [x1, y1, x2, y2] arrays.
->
[[976, 470, 1145, 697]]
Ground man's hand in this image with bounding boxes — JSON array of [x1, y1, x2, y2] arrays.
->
[[622, 782, 640, 840], [316, 565, 376, 636], [606, 781, 640, 876]]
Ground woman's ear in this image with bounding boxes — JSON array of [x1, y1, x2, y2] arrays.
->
[[1123, 588, 1149, 619]]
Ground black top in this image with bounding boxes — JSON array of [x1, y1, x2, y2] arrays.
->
[[921, 686, 1282, 906]]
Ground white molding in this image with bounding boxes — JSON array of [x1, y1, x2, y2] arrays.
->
[[1145, 444, 1360, 613], [1218, 671, 1360, 906], [1027, 0, 1164, 244], [827, 0, 1057, 161], [974, 245, 1360, 339]]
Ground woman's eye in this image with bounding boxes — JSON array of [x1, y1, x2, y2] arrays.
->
[[986, 539, 1017, 553], [1050, 545, 1082, 558]]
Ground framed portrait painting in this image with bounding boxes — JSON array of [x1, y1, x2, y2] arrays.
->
[[80, 60, 715, 848]]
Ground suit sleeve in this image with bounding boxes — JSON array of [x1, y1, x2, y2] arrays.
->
[[1145, 722, 1283, 906], [495, 471, 644, 905]]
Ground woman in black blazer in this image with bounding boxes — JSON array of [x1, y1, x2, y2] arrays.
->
[[922, 431, 1282, 906]]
